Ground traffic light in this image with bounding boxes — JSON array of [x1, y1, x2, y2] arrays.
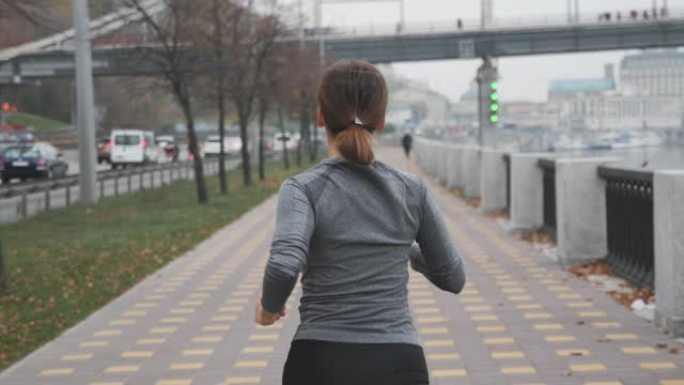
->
[[488, 81, 499, 124], [1, 102, 10, 113]]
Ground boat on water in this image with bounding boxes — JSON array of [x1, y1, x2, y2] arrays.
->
[[588, 131, 663, 150], [551, 135, 588, 151], [636, 131, 663, 146]]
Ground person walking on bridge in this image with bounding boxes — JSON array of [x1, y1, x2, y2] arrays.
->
[[402, 132, 413, 158], [256, 59, 466, 385]]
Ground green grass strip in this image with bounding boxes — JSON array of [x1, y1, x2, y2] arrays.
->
[[0, 158, 319, 370], [5, 112, 70, 132]]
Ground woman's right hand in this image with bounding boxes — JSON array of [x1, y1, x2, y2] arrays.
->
[[255, 300, 287, 326]]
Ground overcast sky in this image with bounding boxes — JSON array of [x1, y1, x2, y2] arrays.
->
[[284, 0, 683, 102]]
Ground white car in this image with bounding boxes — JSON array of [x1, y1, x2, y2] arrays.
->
[[110, 129, 160, 168], [203, 135, 247, 157]]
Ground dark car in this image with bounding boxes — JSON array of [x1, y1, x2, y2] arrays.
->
[[97, 137, 111, 164], [0, 142, 68, 184], [156, 135, 180, 162]]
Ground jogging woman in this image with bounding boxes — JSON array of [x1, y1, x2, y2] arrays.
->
[[256, 60, 466, 385]]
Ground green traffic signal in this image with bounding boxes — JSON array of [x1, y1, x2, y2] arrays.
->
[[487, 81, 500, 124]]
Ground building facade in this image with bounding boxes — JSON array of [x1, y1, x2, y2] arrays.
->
[[548, 61, 683, 131], [621, 50, 684, 97]]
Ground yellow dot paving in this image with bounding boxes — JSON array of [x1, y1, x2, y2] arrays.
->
[[1, 147, 684, 385]]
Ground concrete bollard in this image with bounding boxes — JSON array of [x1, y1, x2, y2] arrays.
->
[[436, 143, 447, 183], [654, 170, 684, 338], [462, 147, 481, 199], [555, 157, 620, 265], [413, 140, 422, 165], [509, 153, 547, 231], [446, 145, 463, 189], [428, 142, 439, 176], [480, 148, 509, 213], [439, 144, 454, 184]]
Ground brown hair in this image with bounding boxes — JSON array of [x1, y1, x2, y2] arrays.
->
[[317, 60, 389, 165]]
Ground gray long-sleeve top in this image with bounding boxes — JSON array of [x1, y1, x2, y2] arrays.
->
[[261, 157, 465, 345]]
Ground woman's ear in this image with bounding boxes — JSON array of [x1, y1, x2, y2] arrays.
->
[[316, 107, 325, 128]]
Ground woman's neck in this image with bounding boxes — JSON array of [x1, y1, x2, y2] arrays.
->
[[328, 141, 341, 159]]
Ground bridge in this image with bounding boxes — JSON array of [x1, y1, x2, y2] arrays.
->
[[2, 3, 684, 80]]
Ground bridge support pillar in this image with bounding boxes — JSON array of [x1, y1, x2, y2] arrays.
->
[[555, 158, 620, 265], [480, 148, 508, 213], [509, 153, 546, 231], [654, 170, 684, 338]]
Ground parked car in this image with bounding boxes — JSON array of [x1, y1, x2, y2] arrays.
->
[[274, 133, 298, 151], [203, 135, 246, 158], [97, 137, 111, 164], [0, 142, 68, 184], [109, 129, 159, 168], [156, 135, 180, 162]]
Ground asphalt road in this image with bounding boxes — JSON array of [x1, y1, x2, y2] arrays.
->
[[0, 157, 239, 225], [0, 148, 191, 187]]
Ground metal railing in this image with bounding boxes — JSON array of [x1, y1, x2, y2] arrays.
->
[[0, 157, 239, 224], [503, 154, 511, 213], [598, 166, 655, 288], [538, 158, 557, 238], [303, 9, 684, 40]]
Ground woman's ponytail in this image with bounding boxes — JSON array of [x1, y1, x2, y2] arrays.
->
[[334, 125, 375, 166], [317, 60, 388, 166]]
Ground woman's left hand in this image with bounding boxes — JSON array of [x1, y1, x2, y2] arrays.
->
[[255, 300, 286, 326]]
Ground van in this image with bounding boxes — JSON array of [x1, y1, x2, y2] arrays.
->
[[110, 129, 159, 168]]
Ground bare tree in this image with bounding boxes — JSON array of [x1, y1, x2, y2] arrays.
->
[[198, 0, 241, 195], [122, 0, 209, 203], [222, 1, 283, 187], [0, 0, 71, 48], [277, 105, 290, 170], [0, 0, 47, 26], [211, 0, 230, 194], [280, 46, 323, 166], [254, 44, 291, 180], [256, 92, 268, 180], [95, 77, 178, 131]]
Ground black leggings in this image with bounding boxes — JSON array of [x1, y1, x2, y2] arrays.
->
[[283, 339, 430, 385]]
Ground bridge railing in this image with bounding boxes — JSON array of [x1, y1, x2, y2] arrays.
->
[[598, 166, 655, 288], [307, 9, 684, 39], [503, 153, 511, 214], [538, 158, 557, 238]]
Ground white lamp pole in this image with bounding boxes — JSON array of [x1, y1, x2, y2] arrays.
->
[[72, 0, 99, 204]]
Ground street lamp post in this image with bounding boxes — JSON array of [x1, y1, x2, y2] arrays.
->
[[72, 0, 98, 204]]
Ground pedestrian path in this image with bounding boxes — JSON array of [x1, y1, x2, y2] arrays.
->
[[1, 147, 683, 385]]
